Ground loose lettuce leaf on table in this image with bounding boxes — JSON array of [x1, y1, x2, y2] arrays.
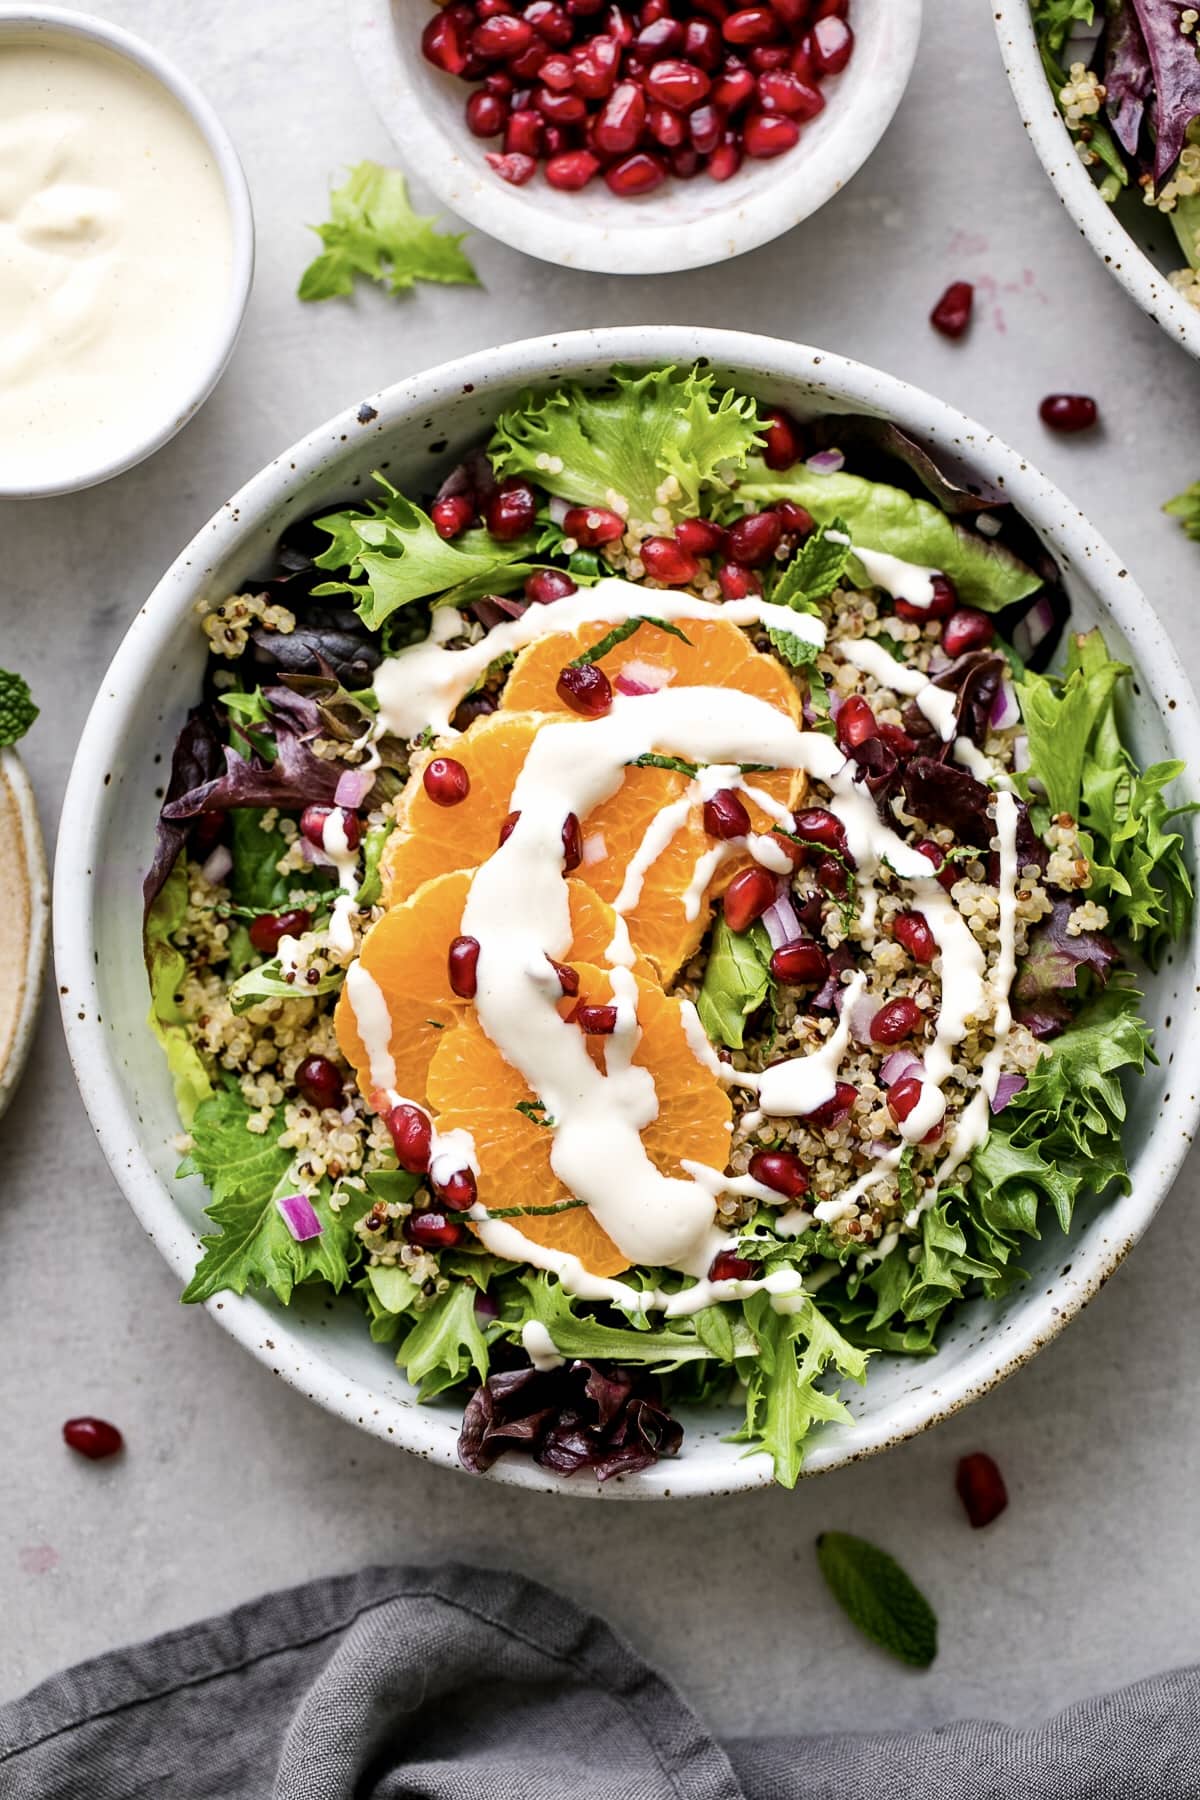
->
[[299, 162, 478, 301]]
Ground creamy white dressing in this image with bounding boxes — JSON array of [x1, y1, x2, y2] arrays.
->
[[826, 531, 941, 610], [0, 35, 234, 490], [323, 811, 362, 958], [521, 1320, 564, 1371], [747, 972, 867, 1119]]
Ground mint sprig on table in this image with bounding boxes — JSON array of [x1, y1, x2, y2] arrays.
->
[[0, 669, 37, 748], [299, 162, 478, 302], [816, 1532, 938, 1668], [1165, 481, 1200, 542]]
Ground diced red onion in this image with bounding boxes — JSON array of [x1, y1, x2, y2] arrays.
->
[[828, 691, 844, 719], [615, 658, 672, 696], [334, 767, 376, 809], [1012, 594, 1056, 661], [548, 496, 570, 526], [300, 837, 333, 868], [879, 1049, 923, 1088], [200, 844, 233, 885], [991, 1073, 1027, 1113], [926, 645, 952, 675], [761, 886, 802, 949], [805, 449, 845, 475], [990, 678, 1021, 731], [848, 991, 878, 1043], [276, 1192, 324, 1242]]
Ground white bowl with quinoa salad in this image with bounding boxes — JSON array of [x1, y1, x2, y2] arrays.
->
[[56, 327, 1200, 1497], [993, 0, 1200, 360]]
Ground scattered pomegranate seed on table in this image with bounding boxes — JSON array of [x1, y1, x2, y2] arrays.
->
[[956, 1451, 1009, 1527], [422, 0, 855, 193], [930, 280, 974, 339], [63, 1417, 123, 1460], [1039, 393, 1098, 433]]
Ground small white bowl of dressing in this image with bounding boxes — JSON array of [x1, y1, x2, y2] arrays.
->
[[0, 7, 254, 497]]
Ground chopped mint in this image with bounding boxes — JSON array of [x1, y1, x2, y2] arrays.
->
[[570, 616, 691, 667], [299, 162, 478, 301], [816, 1531, 938, 1667], [0, 667, 37, 748]]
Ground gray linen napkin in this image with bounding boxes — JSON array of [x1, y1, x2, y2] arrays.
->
[[1, 1563, 1198, 1800]]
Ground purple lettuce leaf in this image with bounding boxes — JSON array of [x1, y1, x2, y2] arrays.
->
[[161, 731, 343, 826], [458, 1359, 682, 1482], [1014, 897, 1119, 1004], [902, 652, 1005, 752], [1130, 0, 1200, 180], [1014, 998, 1074, 1040], [849, 735, 900, 805], [1105, 0, 1154, 156], [901, 757, 994, 847], [143, 705, 226, 920], [808, 416, 1007, 517]]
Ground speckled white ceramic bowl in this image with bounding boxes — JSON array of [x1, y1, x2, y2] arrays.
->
[[55, 327, 1200, 1497], [993, 0, 1200, 361], [0, 748, 48, 1120], [347, 0, 921, 274]]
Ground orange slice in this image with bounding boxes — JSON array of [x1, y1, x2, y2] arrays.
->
[[425, 964, 731, 1277]]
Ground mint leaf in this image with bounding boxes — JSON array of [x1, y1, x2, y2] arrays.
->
[[696, 917, 773, 1049], [299, 162, 478, 302], [145, 861, 213, 1128], [489, 364, 764, 526], [736, 462, 1040, 612], [816, 1532, 938, 1667], [0, 667, 37, 748], [227, 808, 294, 913], [772, 518, 853, 613]]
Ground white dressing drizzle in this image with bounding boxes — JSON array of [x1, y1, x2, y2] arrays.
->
[[744, 972, 867, 1119], [825, 531, 940, 610], [520, 1320, 564, 1371], [322, 810, 362, 958]]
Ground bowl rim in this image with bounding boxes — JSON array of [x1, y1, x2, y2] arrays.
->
[[54, 324, 1200, 1499], [991, 0, 1200, 361], [0, 3, 256, 498], [345, 0, 923, 275], [0, 747, 48, 1122]]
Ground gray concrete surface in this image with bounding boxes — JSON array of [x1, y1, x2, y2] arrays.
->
[[4, 0, 1200, 1738]]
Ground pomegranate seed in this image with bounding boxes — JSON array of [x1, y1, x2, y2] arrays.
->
[[718, 559, 759, 596], [536, 85, 587, 122], [634, 15, 685, 56], [525, 568, 577, 602], [712, 62, 756, 109], [709, 1249, 756, 1281], [723, 865, 777, 932], [914, 838, 958, 894], [672, 142, 702, 175], [546, 147, 601, 186], [878, 721, 917, 755], [676, 516, 726, 555], [486, 477, 538, 538], [435, 1166, 478, 1211], [769, 938, 829, 984], [641, 0, 672, 22], [431, 493, 476, 538], [870, 997, 925, 1045], [811, 14, 853, 73], [646, 57, 711, 109], [1039, 393, 1098, 433], [538, 50, 576, 86], [561, 811, 584, 870], [525, 0, 573, 42], [648, 100, 687, 145], [790, 31, 815, 76], [887, 1074, 923, 1123], [465, 90, 508, 138], [817, 855, 849, 896], [404, 1209, 466, 1250], [772, 0, 809, 23], [930, 280, 973, 339], [792, 806, 847, 855], [894, 572, 957, 623], [486, 150, 537, 184], [509, 37, 549, 77], [743, 110, 800, 157], [942, 607, 995, 656], [956, 1452, 1009, 1528], [577, 1001, 618, 1033], [836, 694, 877, 750], [448, 934, 481, 998], [556, 661, 613, 716], [564, 503, 625, 545], [768, 829, 806, 870], [504, 107, 544, 155], [63, 1417, 123, 1460], [248, 908, 312, 956], [607, 2, 634, 45], [688, 101, 724, 152], [760, 406, 803, 469], [300, 805, 360, 851], [498, 809, 521, 847], [727, 510, 783, 566], [723, 4, 779, 42], [707, 132, 743, 178], [548, 956, 580, 995], [749, 44, 791, 70], [891, 910, 936, 965], [748, 1147, 809, 1198], [295, 1055, 344, 1109], [684, 17, 722, 66], [777, 501, 814, 537], [473, 13, 534, 57], [477, 0, 513, 19], [572, 34, 620, 96], [758, 69, 823, 116], [703, 787, 751, 839], [386, 1103, 432, 1173], [640, 535, 700, 582], [594, 80, 647, 151], [802, 1081, 856, 1127], [423, 755, 471, 806], [813, 0, 849, 16], [422, 11, 467, 74], [484, 69, 515, 94], [605, 149, 667, 194]]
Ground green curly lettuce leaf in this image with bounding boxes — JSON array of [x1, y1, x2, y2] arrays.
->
[[299, 162, 478, 302], [145, 861, 213, 1128], [510, 1273, 719, 1368], [734, 461, 1041, 611], [489, 365, 765, 527], [0, 668, 37, 748], [732, 1291, 868, 1489]]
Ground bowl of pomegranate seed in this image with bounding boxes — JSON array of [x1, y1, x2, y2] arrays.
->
[[346, 0, 921, 272], [57, 327, 1200, 1496], [993, 0, 1200, 360]]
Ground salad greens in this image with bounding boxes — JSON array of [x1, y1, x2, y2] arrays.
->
[[299, 162, 479, 303], [1165, 479, 1200, 539], [0, 667, 37, 748]]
